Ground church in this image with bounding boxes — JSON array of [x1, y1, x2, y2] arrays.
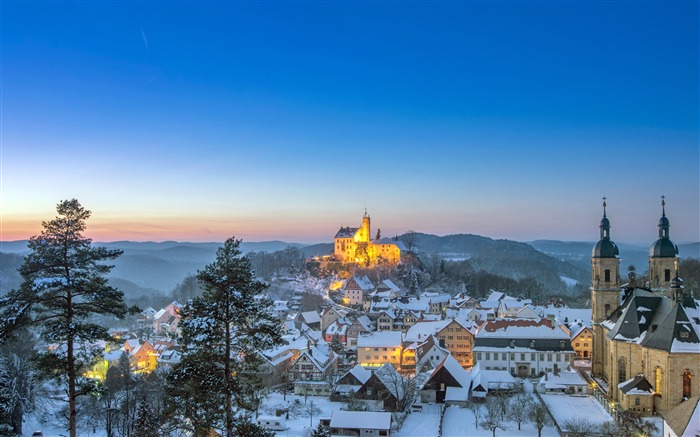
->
[[591, 198, 699, 417], [334, 211, 405, 266]]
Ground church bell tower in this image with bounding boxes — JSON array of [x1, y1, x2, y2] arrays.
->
[[591, 198, 621, 376]]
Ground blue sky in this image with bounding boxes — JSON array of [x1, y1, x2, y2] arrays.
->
[[2, 1, 698, 245]]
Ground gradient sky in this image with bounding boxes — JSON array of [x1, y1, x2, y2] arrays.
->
[[1, 1, 698, 245]]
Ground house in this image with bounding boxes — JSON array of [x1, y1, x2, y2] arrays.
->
[[324, 319, 350, 344], [538, 367, 589, 394], [414, 334, 450, 372], [421, 292, 451, 314], [473, 317, 574, 377], [420, 354, 472, 404], [343, 275, 374, 306], [156, 349, 181, 370], [375, 279, 401, 297], [320, 306, 349, 332], [128, 340, 155, 372], [376, 309, 400, 332], [335, 364, 373, 397], [569, 324, 593, 360], [355, 363, 407, 411], [435, 317, 477, 368], [329, 410, 392, 437], [346, 316, 373, 347], [297, 311, 321, 330], [153, 301, 181, 335], [271, 300, 290, 319], [357, 331, 403, 369], [289, 346, 338, 395], [470, 362, 517, 401]]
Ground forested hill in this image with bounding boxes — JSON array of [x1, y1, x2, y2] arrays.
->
[[406, 233, 589, 290], [529, 239, 700, 273]]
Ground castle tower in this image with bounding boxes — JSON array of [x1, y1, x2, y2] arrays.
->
[[648, 196, 679, 293], [591, 198, 621, 376], [360, 209, 371, 244]]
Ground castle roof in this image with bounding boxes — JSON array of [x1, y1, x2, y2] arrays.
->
[[335, 227, 359, 238]]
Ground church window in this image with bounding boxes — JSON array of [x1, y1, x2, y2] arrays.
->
[[618, 358, 626, 385], [604, 304, 611, 317], [635, 397, 640, 406], [664, 269, 671, 282], [655, 367, 663, 395], [604, 269, 611, 282], [683, 371, 692, 398]]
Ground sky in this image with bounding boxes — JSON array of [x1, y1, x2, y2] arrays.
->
[[1, 1, 698, 245]]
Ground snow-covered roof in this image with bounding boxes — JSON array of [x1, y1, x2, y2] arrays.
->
[[326, 320, 349, 337], [346, 364, 372, 385], [330, 410, 392, 430], [335, 227, 359, 238], [348, 275, 375, 291], [357, 331, 403, 348], [539, 367, 588, 390], [300, 311, 321, 325], [405, 320, 450, 343], [378, 279, 401, 293], [428, 354, 471, 389], [471, 362, 516, 392], [617, 374, 654, 396], [476, 318, 569, 339], [445, 386, 470, 402]]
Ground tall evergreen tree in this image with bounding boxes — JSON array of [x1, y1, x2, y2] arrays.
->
[[133, 400, 158, 437], [0, 199, 128, 437], [165, 238, 282, 436]]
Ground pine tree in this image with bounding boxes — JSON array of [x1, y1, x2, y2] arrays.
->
[[133, 400, 158, 437], [310, 423, 332, 437], [0, 199, 128, 437], [165, 238, 282, 437]]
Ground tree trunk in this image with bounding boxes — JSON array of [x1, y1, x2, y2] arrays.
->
[[225, 306, 232, 437], [12, 402, 23, 435], [68, 335, 77, 437]]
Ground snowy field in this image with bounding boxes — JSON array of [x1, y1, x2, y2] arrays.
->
[[441, 405, 559, 437], [541, 393, 613, 427], [258, 391, 347, 436], [393, 409, 440, 436]]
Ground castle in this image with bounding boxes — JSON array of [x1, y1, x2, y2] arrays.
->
[[591, 197, 699, 417], [334, 211, 405, 266]]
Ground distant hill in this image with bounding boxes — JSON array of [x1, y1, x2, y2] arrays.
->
[[2, 236, 696, 296], [407, 233, 590, 291], [529, 240, 700, 274], [300, 243, 334, 258]]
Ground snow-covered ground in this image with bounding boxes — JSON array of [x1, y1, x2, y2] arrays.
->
[[441, 405, 559, 437], [560, 276, 579, 287], [541, 393, 613, 427], [393, 409, 440, 436], [257, 391, 347, 436]]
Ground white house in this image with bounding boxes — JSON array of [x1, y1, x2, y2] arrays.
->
[[474, 317, 574, 377]]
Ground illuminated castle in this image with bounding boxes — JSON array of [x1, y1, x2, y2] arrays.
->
[[334, 211, 405, 266]]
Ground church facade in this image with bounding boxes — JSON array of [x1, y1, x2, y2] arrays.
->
[[334, 211, 405, 265], [591, 198, 699, 416]]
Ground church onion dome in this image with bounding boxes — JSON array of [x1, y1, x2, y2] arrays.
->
[[593, 198, 619, 258], [649, 196, 678, 258], [650, 238, 678, 257], [593, 239, 619, 258]]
